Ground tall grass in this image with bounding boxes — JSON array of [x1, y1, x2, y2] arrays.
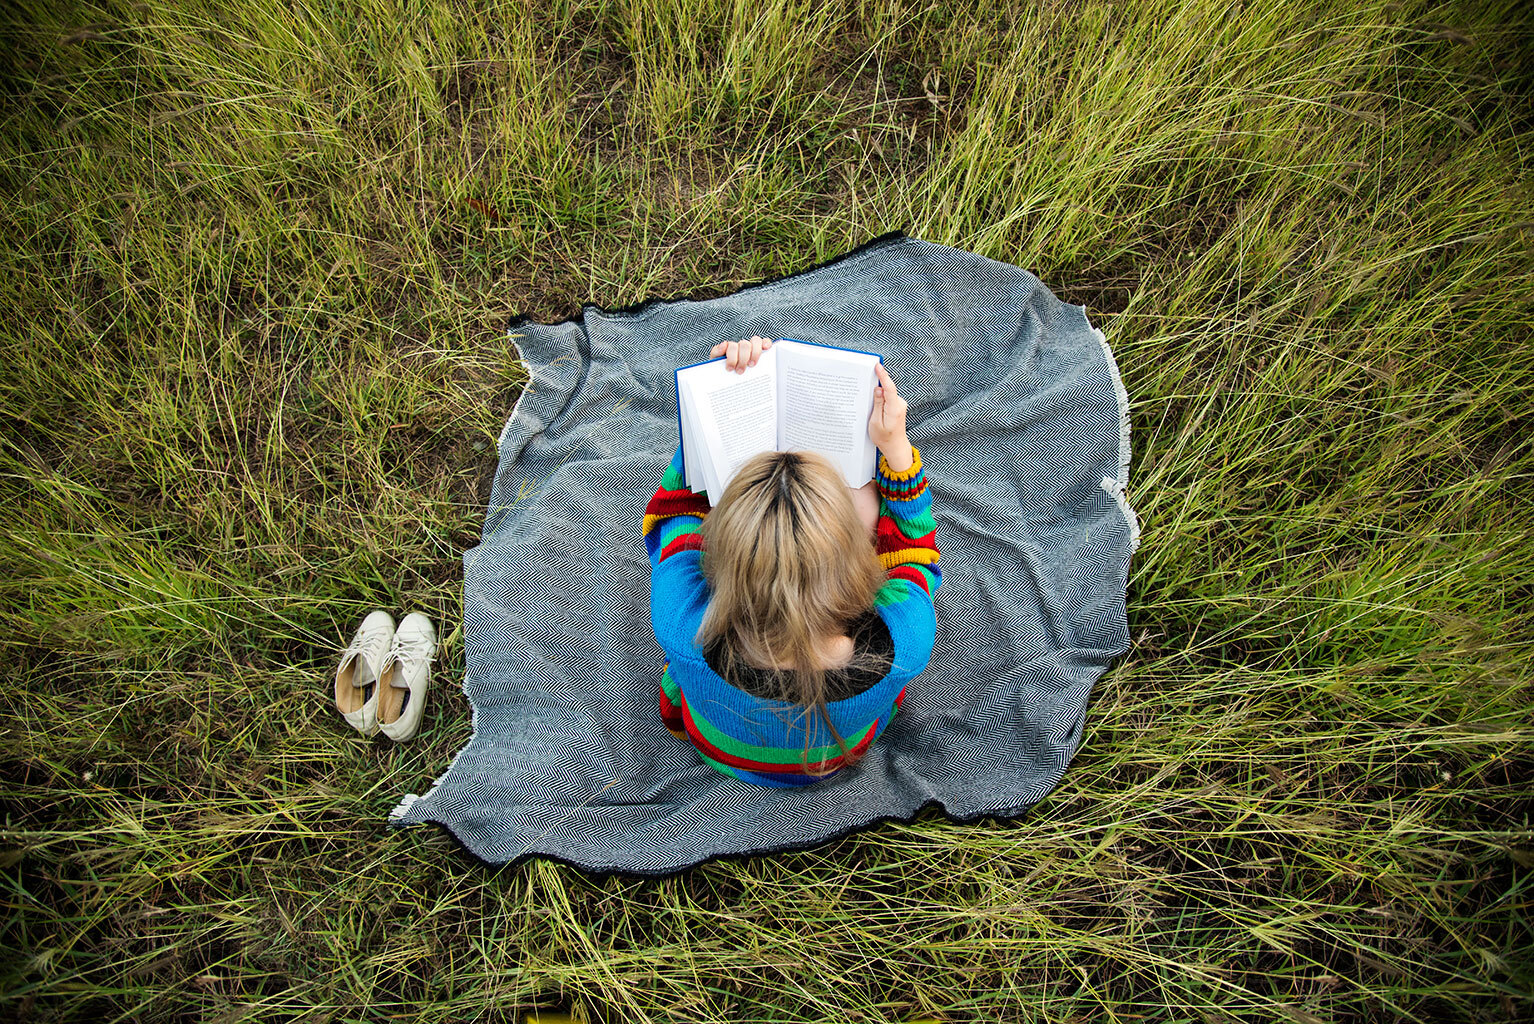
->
[[1, 0, 1530, 1020]]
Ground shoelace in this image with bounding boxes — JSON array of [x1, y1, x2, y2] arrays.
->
[[386, 632, 435, 668], [345, 634, 377, 659], [342, 630, 384, 659]]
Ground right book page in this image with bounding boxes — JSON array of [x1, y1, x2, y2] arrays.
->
[[773, 338, 881, 487]]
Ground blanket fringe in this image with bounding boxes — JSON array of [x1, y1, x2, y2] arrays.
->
[[496, 329, 538, 452], [1091, 324, 1142, 554], [390, 661, 484, 824]]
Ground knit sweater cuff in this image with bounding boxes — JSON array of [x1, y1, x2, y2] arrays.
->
[[877, 446, 922, 483]]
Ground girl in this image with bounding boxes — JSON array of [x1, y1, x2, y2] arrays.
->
[[643, 336, 940, 786]]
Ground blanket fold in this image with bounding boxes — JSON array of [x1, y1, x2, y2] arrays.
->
[[391, 232, 1140, 876]]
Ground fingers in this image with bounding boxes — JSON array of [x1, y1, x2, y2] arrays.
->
[[868, 362, 909, 450], [716, 336, 772, 372], [738, 336, 767, 372], [875, 364, 905, 412], [872, 364, 897, 427]]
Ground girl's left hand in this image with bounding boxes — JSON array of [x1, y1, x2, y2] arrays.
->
[[710, 336, 772, 373]]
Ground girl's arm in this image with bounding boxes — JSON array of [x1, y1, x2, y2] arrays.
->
[[642, 445, 712, 568], [646, 446, 712, 742], [644, 338, 765, 564], [866, 363, 939, 596], [875, 445, 940, 597]]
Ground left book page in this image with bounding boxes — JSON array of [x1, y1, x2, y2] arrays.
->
[[675, 344, 780, 497]]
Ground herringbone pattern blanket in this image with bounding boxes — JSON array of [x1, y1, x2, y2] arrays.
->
[[390, 232, 1141, 876]]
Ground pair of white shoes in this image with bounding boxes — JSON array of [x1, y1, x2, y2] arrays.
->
[[334, 611, 436, 741]]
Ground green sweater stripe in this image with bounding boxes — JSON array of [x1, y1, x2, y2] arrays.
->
[[874, 577, 920, 608], [659, 517, 701, 550], [881, 500, 936, 539], [684, 688, 880, 763]]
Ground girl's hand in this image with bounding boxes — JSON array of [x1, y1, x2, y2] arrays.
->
[[709, 336, 772, 373], [869, 363, 912, 470]]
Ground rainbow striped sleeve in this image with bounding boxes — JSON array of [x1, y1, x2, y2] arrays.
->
[[643, 446, 712, 568], [659, 661, 686, 739], [874, 446, 941, 599]]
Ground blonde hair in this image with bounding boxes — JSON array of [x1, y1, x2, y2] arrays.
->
[[697, 450, 885, 774]]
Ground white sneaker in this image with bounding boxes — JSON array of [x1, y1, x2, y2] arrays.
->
[[377, 612, 436, 742], [336, 610, 395, 736]]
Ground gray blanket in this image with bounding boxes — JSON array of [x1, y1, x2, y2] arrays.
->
[[390, 232, 1141, 875]]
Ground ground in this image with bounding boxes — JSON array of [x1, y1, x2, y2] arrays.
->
[[1, 0, 1531, 1021]]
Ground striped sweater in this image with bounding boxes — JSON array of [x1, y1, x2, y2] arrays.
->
[[643, 446, 941, 786]]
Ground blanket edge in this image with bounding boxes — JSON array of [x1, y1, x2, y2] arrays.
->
[[1089, 321, 1142, 555]]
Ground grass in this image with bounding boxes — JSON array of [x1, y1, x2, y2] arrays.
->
[[1, 0, 1531, 1020]]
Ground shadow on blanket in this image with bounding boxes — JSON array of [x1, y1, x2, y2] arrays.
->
[[390, 231, 1141, 877]]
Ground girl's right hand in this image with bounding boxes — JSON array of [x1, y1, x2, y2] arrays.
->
[[869, 363, 912, 470]]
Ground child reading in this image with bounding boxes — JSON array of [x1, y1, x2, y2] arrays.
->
[[643, 336, 941, 786]]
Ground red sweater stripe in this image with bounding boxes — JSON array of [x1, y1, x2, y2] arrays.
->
[[659, 533, 705, 561], [887, 565, 932, 595], [646, 489, 711, 519], [660, 693, 684, 730], [876, 518, 938, 555]]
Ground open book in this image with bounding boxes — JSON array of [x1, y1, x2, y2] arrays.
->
[[676, 338, 884, 498]]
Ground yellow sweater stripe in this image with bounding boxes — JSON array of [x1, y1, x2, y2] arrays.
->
[[879, 546, 940, 571]]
